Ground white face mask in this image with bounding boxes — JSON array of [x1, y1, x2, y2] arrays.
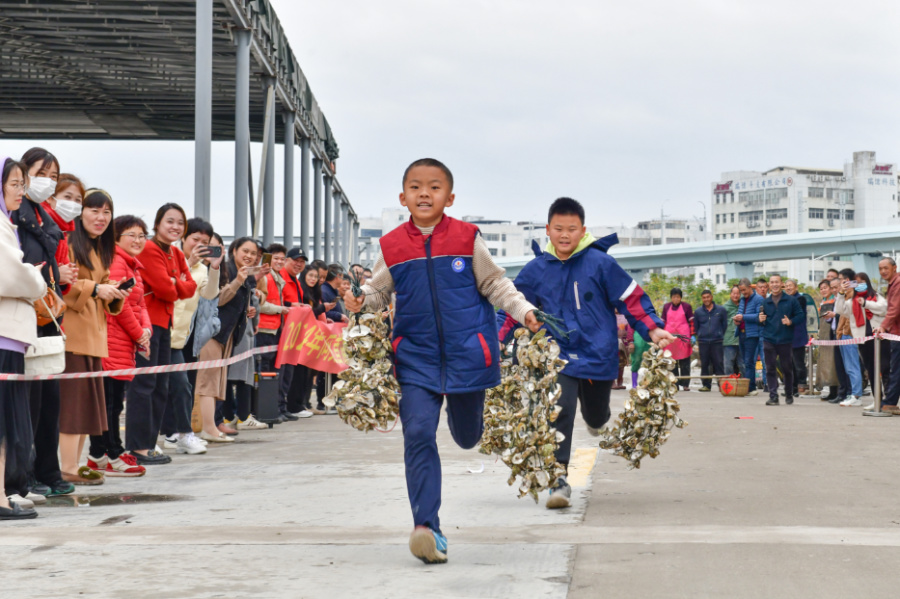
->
[[26, 177, 55, 203], [54, 198, 82, 222]]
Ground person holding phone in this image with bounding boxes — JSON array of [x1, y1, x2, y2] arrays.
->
[[758, 275, 804, 406], [88, 215, 152, 477], [195, 237, 259, 442], [58, 189, 127, 485], [297, 265, 333, 415]]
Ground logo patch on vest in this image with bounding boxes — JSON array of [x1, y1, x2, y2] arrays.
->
[[451, 257, 465, 273]]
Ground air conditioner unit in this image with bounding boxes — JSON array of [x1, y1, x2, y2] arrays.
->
[[828, 219, 835, 226]]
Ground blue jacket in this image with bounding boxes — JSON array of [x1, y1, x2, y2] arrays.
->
[[760, 292, 805, 345], [382, 216, 500, 394], [694, 303, 728, 343], [514, 234, 663, 380], [789, 292, 809, 348], [321, 281, 345, 322], [737, 292, 765, 338]]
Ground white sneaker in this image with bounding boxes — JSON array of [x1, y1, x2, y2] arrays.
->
[[237, 415, 269, 430], [176, 432, 208, 454], [25, 492, 47, 505], [840, 396, 862, 407], [747, 390, 759, 396], [864, 403, 875, 410], [163, 435, 179, 450], [200, 430, 235, 443], [7, 494, 34, 509], [293, 410, 314, 419], [154, 444, 165, 455], [585, 424, 601, 437]]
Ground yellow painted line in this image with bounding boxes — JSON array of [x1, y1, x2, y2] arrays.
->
[[566, 447, 598, 488]]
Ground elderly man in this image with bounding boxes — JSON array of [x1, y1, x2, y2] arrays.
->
[[759, 275, 805, 406], [723, 285, 743, 377], [874, 257, 900, 414], [695, 289, 727, 391], [734, 278, 764, 396]]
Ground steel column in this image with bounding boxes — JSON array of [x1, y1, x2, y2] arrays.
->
[[299, 136, 310, 254], [233, 28, 250, 237], [262, 90, 276, 245], [193, 0, 213, 219], [323, 174, 333, 263], [352, 219, 360, 264], [342, 203, 351, 266], [283, 111, 295, 247], [333, 191, 342, 265], [313, 158, 323, 259]]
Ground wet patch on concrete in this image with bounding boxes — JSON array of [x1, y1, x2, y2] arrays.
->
[[44, 494, 191, 508]]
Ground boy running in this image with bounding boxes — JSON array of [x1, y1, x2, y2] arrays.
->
[[344, 158, 541, 565], [514, 197, 674, 509]]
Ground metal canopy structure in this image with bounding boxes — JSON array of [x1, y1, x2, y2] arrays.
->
[[0, 0, 359, 262]]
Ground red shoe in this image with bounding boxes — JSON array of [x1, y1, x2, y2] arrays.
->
[[90, 453, 146, 478]]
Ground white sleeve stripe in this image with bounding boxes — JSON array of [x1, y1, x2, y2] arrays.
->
[[619, 280, 638, 301]]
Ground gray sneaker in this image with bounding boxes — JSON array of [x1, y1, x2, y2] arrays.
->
[[546, 476, 572, 510]]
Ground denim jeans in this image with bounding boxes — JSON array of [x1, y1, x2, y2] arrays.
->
[[740, 335, 762, 391], [724, 344, 743, 377], [839, 335, 863, 398]]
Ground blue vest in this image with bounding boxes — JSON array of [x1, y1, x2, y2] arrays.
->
[[381, 216, 500, 394]]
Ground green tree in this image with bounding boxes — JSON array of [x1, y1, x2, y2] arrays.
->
[[642, 273, 716, 314]]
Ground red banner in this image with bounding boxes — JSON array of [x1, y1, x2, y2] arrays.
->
[[275, 305, 348, 374]]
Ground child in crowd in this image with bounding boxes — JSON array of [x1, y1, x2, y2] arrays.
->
[[513, 197, 673, 509], [344, 158, 541, 565]]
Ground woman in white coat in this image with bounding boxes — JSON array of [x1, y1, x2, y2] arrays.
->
[[0, 157, 52, 520], [835, 271, 889, 408]]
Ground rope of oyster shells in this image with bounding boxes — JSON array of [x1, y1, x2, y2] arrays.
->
[[599, 344, 687, 469], [479, 328, 569, 502], [322, 309, 401, 432]]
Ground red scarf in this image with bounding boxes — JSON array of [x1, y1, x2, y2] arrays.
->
[[851, 291, 873, 327]]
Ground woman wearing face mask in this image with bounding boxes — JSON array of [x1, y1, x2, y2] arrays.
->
[[10, 148, 77, 499], [195, 237, 259, 442], [42, 174, 85, 270], [848, 272, 889, 409], [127, 204, 197, 465], [57, 189, 127, 485], [85, 215, 153, 478], [0, 157, 49, 519]]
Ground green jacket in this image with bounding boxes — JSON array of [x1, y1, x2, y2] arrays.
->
[[631, 332, 651, 372], [724, 300, 741, 347]]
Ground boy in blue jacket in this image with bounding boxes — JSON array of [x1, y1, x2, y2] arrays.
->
[[514, 197, 674, 509], [344, 158, 541, 565]]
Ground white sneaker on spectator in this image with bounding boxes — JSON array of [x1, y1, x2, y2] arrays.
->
[[840, 396, 861, 407], [176, 432, 208, 455], [154, 444, 165, 455], [163, 435, 179, 450], [863, 402, 875, 410], [292, 410, 314, 419], [7, 494, 34, 509], [237, 415, 269, 430], [25, 492, 47, 505]]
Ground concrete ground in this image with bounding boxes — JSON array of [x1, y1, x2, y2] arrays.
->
[[2, 387, 899, 598]]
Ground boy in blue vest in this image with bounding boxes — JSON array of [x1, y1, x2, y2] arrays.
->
[[514, 197, 674, 509], [344, 158, 541, 565]]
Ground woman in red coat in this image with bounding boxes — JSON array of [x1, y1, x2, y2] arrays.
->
[[125, 204, 196, 465], [86, 215, 151, 477]]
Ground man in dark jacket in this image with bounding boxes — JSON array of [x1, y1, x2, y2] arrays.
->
[[695, 289, 727, 391], [320, 266, 348, 323], [784, 279, 809, 397], [759, 275, 805, 405]]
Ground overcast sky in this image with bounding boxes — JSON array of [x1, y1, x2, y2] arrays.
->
[[6, 0, 899, 234]]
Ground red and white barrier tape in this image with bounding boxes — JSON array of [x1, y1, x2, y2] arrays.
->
[[809, 333, 900, 347], [0, 345, 278, 382]]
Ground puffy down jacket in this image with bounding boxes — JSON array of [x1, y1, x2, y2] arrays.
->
[[102, 246, 151, 380]]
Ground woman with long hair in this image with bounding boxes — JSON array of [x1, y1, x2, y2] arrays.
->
[[296, 265, 330, 415], [195, 237, 259, 442], [10, 148, 77, 498], [42, 173, 85, 271], [86, 215, 153, 478], [0, 157, 49, 518], [58, 189, 127, 485], [127, 203, 197, 465]]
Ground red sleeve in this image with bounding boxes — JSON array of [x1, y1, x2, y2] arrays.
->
[[172, 247, 197, 300], [138, 244, 178, 303], [109, 257, 143, 342]]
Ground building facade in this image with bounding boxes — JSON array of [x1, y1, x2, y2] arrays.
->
[[709, 151, 899, 286]]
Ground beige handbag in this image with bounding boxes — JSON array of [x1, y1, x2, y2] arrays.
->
[[25, 298, 66, 376]]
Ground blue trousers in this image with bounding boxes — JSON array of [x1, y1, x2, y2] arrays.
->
[[740, 335, 763, 391], [399, 384, 485, 535], [839, 335, 863, 397]]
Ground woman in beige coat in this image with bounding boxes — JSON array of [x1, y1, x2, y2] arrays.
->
[[58, 189, 126, 485]]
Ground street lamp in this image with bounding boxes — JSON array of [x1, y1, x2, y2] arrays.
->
[[660, 199, 670, 246]]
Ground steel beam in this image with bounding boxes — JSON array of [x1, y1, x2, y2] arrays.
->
[[333, 191, 342, 266], [283, 111, 295, 248], [193, 0, 213, 219], [233, 28, 250, 237], [342, 203, 351, 266], [313, 158, 323, 260], [299, 136, 310, 254], [323, 175, 333, 264], [262, 79, 276, 245]]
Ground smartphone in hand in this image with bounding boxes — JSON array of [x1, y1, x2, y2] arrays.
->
[[118, 277, 137, 291], [206, 245, 223, 259]]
